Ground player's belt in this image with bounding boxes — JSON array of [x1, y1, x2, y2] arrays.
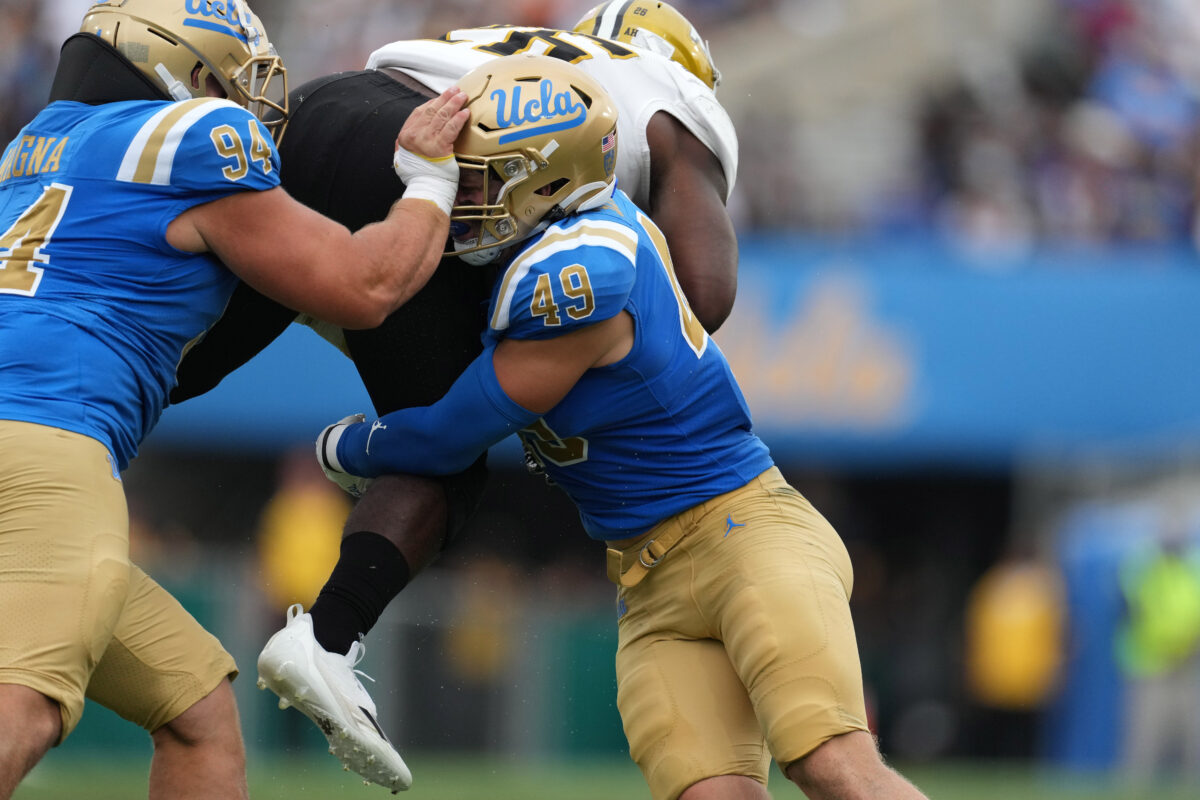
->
[[605, 516, 691, 588], [604, 469, 783, 587]]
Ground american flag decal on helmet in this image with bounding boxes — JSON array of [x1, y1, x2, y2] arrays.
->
[[601, 131, 616, 153]]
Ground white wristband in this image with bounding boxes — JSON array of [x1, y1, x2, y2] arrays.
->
[[316, 412, 364, 475], [393, 148, 458, 216]]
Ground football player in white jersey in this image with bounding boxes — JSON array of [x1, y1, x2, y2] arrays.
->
[[0, 1, 466, 797], [366, 1, 738, 331]]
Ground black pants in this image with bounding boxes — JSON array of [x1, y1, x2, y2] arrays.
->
[[171, 70, 492, 538]]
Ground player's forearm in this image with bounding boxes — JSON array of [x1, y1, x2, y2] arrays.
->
[[296, 87, 464, 329], [342, 198, 449, 329], [678, 265, 736, 333], [662, 208, 737, 333], [206, 190, 447, 331], [336, 351, 538, 477]]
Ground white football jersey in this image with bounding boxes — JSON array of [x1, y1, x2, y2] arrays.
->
[[365, 27, 738, 206]]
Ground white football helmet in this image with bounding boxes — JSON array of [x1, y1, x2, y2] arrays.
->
[[448, 54, 619, 262], [80, 0, 288, 137], [574, 0, 721, 90]]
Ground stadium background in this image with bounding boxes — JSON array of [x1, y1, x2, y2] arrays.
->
[[5, 0, 1200, 797]]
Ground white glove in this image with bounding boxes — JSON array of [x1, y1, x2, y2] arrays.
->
[[393, 146, 458, 215], [316, 413, 374, 498]]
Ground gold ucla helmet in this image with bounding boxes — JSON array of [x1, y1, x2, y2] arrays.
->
[[80, 0, 288, 135], [574, 0, 721, 89], [449, 54, 619, 261]]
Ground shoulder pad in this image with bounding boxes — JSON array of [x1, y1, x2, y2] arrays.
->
[[116, 98, 280, 192], [491, 216, 639, 339]]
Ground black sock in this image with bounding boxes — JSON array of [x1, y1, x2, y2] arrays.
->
[[308, 531, 411, 655]]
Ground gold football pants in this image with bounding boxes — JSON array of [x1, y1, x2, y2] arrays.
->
[[0, 420, 235, 740], [612, 467, 870, 800]]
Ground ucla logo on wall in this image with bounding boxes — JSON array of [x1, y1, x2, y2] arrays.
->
[[183, 0, 259, 46], [493, 80, 586, 144], [717, 274, 916, 431]]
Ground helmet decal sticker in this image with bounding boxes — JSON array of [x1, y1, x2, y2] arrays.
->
[[601, 130, 616, 175], [183, 0, 260, 47], [493, 80, 587, 144]]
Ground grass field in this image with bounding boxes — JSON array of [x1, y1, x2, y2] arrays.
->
[[13, 753, 1200, 799]]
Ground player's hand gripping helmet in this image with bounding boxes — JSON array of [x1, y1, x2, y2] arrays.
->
[[574, 0, 721, 90], [448, 54, 619, 264], [79, 0, 288, 138]]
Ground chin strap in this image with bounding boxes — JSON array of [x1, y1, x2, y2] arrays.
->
[[154, 63, 193, 101]]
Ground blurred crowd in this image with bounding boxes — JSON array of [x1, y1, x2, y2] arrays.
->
[[912, 0, 1200, 255], [4, 0, 1198, 252]]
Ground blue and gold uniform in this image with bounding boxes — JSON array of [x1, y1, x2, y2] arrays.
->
[[336, 189, 773, 538], [334, 187, 872, 800], [0, 97, 279, 469], [0, 96, 278, 739], [489, 191, 772, 539]]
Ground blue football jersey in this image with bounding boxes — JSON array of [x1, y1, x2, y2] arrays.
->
[[489, 190, 774, 539], [0, 98, 281, 469]]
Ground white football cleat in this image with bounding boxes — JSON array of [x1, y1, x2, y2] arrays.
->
[[257, 604, 412, 792]]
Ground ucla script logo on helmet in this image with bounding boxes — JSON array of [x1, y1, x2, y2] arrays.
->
[[493, 79, 586, 145], [182, 0, 260, 46]]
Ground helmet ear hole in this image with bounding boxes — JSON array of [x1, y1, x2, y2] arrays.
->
[[203, 73, 226, 98], [536, 178, 569, 197]]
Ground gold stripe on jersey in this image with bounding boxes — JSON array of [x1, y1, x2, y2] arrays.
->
[[636, 209, 707, 356], [118, 98, 238, 185], [490, 219, 638, 331]]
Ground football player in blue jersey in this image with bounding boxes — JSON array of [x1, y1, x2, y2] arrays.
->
[[311, 54, 930, 800], [166, 4, 741, 789], [0, 0, 467, 797]]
